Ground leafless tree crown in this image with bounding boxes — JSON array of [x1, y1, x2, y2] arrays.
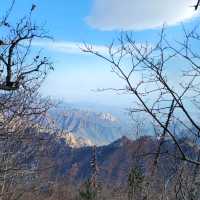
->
[[83, 24, 200, 166], [0, 1, 53, 91]]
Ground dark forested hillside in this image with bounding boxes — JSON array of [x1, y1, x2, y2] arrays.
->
[[2, 129, 198, 199], [20, 131, 198, 184]]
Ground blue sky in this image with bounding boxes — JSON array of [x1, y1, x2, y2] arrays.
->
[[1, 0, 200, 106]]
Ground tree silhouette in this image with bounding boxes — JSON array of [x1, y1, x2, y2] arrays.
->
[[0, 1, 53, 91]]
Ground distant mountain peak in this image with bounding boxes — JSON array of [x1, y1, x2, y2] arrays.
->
[[98, 112, 118, 123], [110, 136, 132, 148]]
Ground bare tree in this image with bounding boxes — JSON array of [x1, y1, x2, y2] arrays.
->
[[194, 0, 200, 10], [83, 24, 200, 167], [0, 1, 55, 199], [0, 1, 53, 92]]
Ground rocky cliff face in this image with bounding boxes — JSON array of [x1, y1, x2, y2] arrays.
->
[[59, 131, 93, 148]]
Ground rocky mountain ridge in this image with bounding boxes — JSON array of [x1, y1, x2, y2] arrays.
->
[[50, 107, 133, 146]]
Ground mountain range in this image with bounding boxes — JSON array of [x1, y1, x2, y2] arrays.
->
[[37, 133, 197, 185], [2, 125, 198, 200], [49, 103, 134, 146]]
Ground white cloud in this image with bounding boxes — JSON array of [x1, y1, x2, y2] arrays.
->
[[86, 0, 200, 31], [32, 40, 109, 55], [32, 40, 152, 58]]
